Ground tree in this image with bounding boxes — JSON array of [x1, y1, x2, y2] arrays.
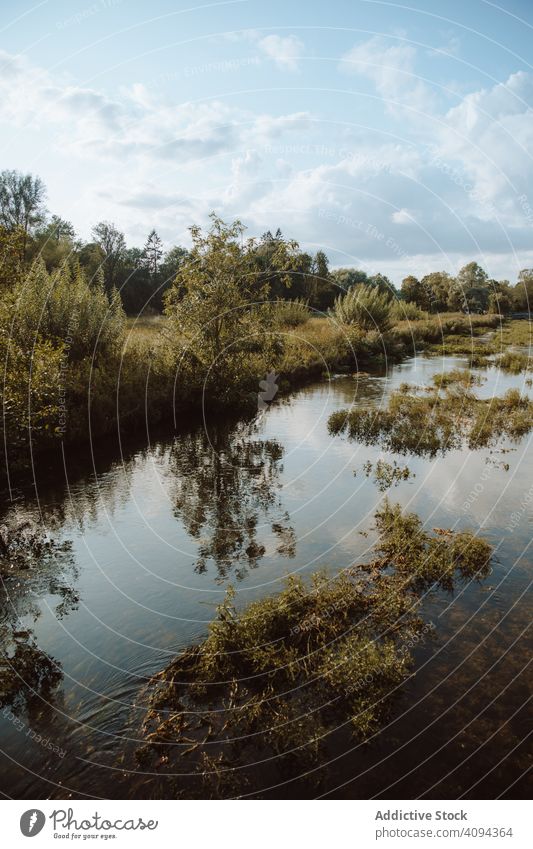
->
[[0, 170, 47, 259], [513, 269, 533, 313], [400, 275, 429, 310], [420, 271, 454, 313], [143, 229, 163, 277], [457, 262, 488, 290], [368, 272, 396, 300], [488, 280, 513, 315], [47, 215, 75, 243], [0, 225, 24, 289], [453, 262, 489, 313], [92, 220, 126, 294], [29, 216, 77, 270], [164, 215, 282, 402], [331, 268, 370, 291]]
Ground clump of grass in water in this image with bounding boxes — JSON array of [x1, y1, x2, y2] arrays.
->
[[329, 372, 533, 458], [136, 502, 491, 797], [497, 350, 533, 374], [358, 459, 414, 492]]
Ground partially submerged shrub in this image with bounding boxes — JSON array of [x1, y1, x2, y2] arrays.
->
[[137, 504, 492, 797], [497, 350, 533, 374], [360, 459, 414, 491], [329, 380, 533, 457]]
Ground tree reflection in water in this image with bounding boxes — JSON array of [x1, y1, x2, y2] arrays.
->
[[170, 420, 296, 579], [0, 513, 77, 719]]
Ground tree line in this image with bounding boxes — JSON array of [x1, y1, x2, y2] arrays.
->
[[1, 169, 532, 316]]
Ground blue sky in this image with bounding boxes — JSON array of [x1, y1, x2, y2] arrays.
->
[[1, 0, 533, 283]]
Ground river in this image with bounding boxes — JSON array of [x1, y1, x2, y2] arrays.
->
[[0, 354, 531, 798]]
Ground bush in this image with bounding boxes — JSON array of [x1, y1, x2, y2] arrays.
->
[[268, 297, 310, 327], [331, 284, 392, 332], [390, 300, 429, 322], [7, 258, 125, 361]]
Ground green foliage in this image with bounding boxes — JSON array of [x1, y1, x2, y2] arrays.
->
[[164, 215, 283, 405], [329, 378, 533, 457], [268, 297, 310, 326], [137, 504, 491, 796], [360, 459, 414, 491], [332, 284, 392, 331], [390, 299, 429, 321], [0, 225, 24, 288], [8, 258, 125, 361]]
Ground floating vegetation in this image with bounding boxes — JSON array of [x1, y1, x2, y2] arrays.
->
[[137, 503, 492, 797], [329, 377, 533, 458], [497, 351, 533, 374], [431, 369, 483, 389], [358, 459, 415, 492]]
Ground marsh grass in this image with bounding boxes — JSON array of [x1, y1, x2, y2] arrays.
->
[[497, 350, 533, 373], [329, 374, 533, 457], [360, 459, 414, 491], [137, 502, 491, 797]]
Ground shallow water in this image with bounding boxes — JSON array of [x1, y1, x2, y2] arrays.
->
[[0, 354, 531, 799]]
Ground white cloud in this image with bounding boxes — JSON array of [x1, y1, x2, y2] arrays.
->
[[392, 208, 412, 224], [257, 35, 304, 71], [339, 36, 433, 113]]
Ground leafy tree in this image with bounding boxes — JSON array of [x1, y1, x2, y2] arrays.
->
[[92, 220, 126, 294], [451, 262, 489, 312], [77, 241, 106, 284], [0, 225, 24, 289], [457, 262, 488, 290], [368, 272, 396, 300], [160, 245, 188, 283], [513, 269, 533, 313], [400, 275, 429, 310], [30, 216, 77, 270], [488, 280, 513, 315], [164, 215, 282, 402], [420, 271, 454, 313], [330, 268, 370, 291], [0, 170, 47, 259]]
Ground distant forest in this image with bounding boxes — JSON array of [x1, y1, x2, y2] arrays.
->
[[1, 168, 532, 316]]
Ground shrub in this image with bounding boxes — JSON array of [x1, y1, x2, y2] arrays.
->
[[268, 297, 310, 327], [331, 284, 392, 332], [7, 258, 125, 361], [390, 300, 429, 322]]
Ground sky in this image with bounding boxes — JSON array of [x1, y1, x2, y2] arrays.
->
[[1, 0, 533, 284]]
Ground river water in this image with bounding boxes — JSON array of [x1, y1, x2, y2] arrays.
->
[[0, 354, 531, 799]]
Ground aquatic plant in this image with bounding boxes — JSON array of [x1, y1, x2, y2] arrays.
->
[[359, 459, 414, 491], [137, 503, 491, 797], [329, 377, 533, 457]]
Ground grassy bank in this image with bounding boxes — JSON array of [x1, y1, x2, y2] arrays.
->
[[0, 303, 506, 481]]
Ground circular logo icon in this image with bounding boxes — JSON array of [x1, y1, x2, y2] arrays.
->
[[20, 810, 46, 837]]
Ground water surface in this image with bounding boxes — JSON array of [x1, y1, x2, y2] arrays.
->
[[1, 355, 531, 798]]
